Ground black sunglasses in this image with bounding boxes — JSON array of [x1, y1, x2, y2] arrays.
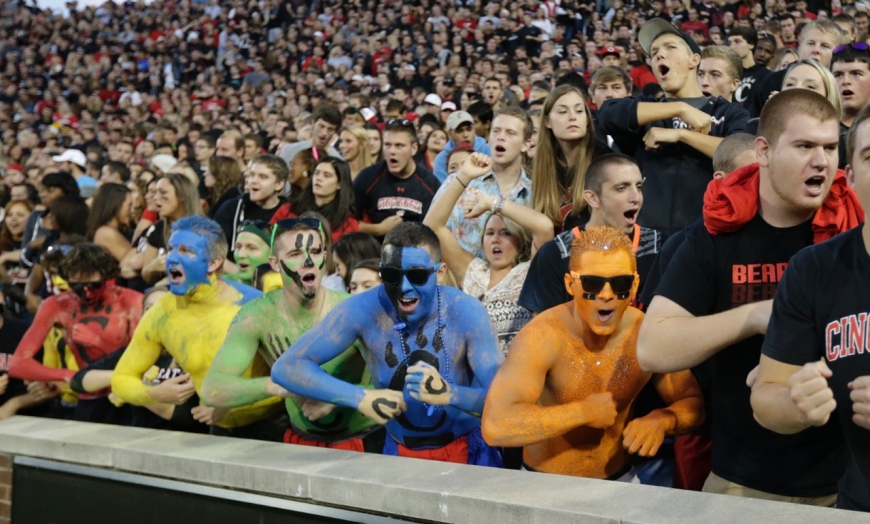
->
[[69, 281, 103, 293], [387, 119, 414, 128], [570, 272, 634, 300], [379, 265, 439, 286], [834, 42, 870, 55]]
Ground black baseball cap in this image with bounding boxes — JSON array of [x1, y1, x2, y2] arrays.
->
[[638, 18, 702, 57]]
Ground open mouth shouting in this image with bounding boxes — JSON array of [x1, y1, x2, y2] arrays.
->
[[804, 175, 827, 197], [168, 266, 185, 285], [842, 89, 855, 101], [397, 295, 420, 314], [387, 157, 401, 171], [623, 208, 639, 226], [238, 262, 250, 274], [657, 64, 670, 81], [493, 144, 507, 157], [491, 246, 504, 259], [597, 308, 615, 323]]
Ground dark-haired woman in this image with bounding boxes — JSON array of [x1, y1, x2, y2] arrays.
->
[[87, 183, 135, 263], [10, 243, 143, 423], [270, 156, 359, 243]]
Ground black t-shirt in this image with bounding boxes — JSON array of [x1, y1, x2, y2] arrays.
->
[[145, 220, 167, 252], [839, 121, 850, 170], [655, 214, 847, 496], [762, 226, 870, 511], [0, 316, 31, 406], [518, 225, 663, 314], [734, 63, 771, 108], [353, 160, 440, 226]]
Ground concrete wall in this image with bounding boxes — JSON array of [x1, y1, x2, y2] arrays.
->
[[0, 415, 865, 524]]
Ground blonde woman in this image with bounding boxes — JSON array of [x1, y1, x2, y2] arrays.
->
[[337, 126, 374, 180], [531, 85, 599, 231]]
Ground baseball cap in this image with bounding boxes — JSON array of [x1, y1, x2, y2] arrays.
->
[[638, 18, 702, 57], [446, 111, 475, 132], [441, 101, 457, 111], [597, 46, 621, 58], [52, 149, 87, 168], [424, 93, 443, 106], [360, 107, 377, 122], [5, 163, 23, 173]]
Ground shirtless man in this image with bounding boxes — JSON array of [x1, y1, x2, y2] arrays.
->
[[272, 222, 504, 465], [482, 226, 703, 479], [112, 216, 284, 440], [202, 217, 378, 450]]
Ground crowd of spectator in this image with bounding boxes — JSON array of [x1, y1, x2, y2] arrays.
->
[[0, 0, 869, 514]]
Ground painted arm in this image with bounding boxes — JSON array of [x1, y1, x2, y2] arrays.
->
[[422, 175, 476, 286], [622, 369, 705, 457], [23, 264, 44, 313], [9, 298, 75, 382], [111, 308, 165, 405], [482, 325, 617, 447], [637, 295, 771, 373], [202, 309, 278, 408], [751, 355, 835, 434]]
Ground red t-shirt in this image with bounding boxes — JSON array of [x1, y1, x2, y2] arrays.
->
[[271, 203, 359, 243]]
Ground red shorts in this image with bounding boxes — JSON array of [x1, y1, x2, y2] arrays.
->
[[394, 436, 469, 464], [674, 434, 712, 491], [283, 428, 365, 452]]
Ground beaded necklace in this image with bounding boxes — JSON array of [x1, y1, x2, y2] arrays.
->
[[393, 285, 449, 416]]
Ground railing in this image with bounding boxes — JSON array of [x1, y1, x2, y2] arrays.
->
[[0, 416, 863, 524]]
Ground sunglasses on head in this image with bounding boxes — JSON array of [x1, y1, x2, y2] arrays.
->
[[834, 42, 870, 55], [269, 217, 323, 249], [238, 219, 271, 232], [387, 119, 414, 128], [570, 272, 634, 300], [379, 264, 440, 286]]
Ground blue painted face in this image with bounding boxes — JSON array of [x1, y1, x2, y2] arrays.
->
[[381, 245, 439, 323], [166, 230, 212, 296]]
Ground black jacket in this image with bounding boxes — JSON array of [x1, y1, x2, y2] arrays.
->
[[598, 95, 749, 236]]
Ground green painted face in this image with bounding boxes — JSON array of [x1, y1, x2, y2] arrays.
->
[[234, 232, 271, 284]]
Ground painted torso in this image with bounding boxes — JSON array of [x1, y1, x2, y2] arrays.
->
[[525, 304, 649, 477]]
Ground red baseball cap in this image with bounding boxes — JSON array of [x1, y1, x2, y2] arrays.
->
[[597, 46, 621, 58]]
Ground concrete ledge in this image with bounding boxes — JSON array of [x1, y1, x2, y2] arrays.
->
[[0, 416, 864, 524]]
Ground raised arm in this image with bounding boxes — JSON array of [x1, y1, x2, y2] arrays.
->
[[482, 324, 616, 447], [467, 194, 554, 256], [9, 298, 75, 382], [423, 173, 476, 286], [202, 308, 283, 408]]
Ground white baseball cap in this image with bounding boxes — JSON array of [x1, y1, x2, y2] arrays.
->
[[52, 149, 87, 168], [423, 93, 442, 106]]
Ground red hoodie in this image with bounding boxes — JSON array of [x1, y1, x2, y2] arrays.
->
[[703, 163, 864, 245]]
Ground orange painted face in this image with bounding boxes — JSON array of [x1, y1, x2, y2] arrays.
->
[[563, 250, 638, 336]]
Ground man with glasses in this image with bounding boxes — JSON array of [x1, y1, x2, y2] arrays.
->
[[203, 217, 380, 451], [113, 217, 286, 440], [832, 42, 870, 169], [354, 120, 440, 239], [272, 222, 505, 465], [482, 226, 702, 481], [10, 243, 143, 423]]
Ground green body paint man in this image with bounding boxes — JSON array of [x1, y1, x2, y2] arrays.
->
[[225, 224, 273, 287], [202, 218, 377, 448]]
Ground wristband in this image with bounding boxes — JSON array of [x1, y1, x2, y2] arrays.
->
[[491, 196, 505, 214], [456, 176, 468, 189]]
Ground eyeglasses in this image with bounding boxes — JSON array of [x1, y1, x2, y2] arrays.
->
[[834, 42, 870, 55], [570, 272, 634, 300], [379, 264, 440, 286], [269, 217, 323, 249], [69, 281, 103, 294]]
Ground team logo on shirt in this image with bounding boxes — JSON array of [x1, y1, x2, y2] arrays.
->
[[826, 314, 870, 362], [377, 197, 423, 215], [731, 263, 788, 306]]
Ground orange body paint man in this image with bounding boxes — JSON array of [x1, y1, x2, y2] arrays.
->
[[482, 226, 704, 479]]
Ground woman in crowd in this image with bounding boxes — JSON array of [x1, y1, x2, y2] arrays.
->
[[779, 59, 843, 117], [532, 84, 600, 230], [771, 47, 799, 71], [338, 126, 374, 180], [133, 173, 202, 284], [417, 128, 448, 173], [205, 155, 244, 217], [364, 123, 384, 163], [425, 152, 553, 355], [348, 258, 382, 295], [0, 200, 35, 289], [286, 147, 319, 206], [86, 183, 134, 263], [446, 143, 473, 177], [332, 231, 381, 291], [271, 156, 358, 243]]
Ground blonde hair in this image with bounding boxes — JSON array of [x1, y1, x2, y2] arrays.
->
[[532, 85, 596, 226], [569, 225, 636, 272], [782, 59, 843, 119], [342, 126, 375, 170], [483, 214, 532, 268]]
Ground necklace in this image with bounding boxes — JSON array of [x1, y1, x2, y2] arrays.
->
[[393, 285, 449, 416]]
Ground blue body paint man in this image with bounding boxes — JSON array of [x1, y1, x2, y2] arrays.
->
[[272, 222, 504, 465]]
